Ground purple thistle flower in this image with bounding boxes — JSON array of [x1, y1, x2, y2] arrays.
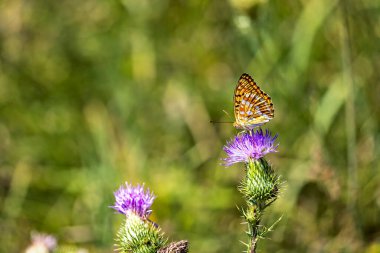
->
[[223, 129, 278, 166], [111, 182, 155, 219], [29, 231, 57, 251]]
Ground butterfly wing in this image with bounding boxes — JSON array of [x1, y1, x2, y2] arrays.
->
[[233, 73, 274, 130]]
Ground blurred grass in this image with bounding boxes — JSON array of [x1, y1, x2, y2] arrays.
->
[[0, 0, 380, 252]]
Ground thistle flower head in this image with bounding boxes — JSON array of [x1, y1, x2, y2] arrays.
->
[[26, 232, 57, 253], [111, 182, 155, 219], [223, 129, 278, 166]]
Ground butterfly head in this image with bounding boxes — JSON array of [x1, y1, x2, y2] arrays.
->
[[233, 121, 250, 130], [233, 119, 268, 130]]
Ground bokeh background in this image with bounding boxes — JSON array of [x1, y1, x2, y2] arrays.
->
[[1, 0, 379, 252]]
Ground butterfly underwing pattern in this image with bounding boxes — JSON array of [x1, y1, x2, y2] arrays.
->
[[233, 73, 274, 130]]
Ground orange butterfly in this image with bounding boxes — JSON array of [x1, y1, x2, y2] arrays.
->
[[233, 73, 274, 130]]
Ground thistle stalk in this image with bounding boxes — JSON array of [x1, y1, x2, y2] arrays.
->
[[223, 130, 281, 252]]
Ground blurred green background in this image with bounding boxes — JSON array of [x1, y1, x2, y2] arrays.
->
[[1, 0, 379, 252]]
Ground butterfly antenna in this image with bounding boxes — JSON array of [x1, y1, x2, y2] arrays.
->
[[210, 120, 234, 124], [210, 109, 234, 124], [222, 110, 233, 121]]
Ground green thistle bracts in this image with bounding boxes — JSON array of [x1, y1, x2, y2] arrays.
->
[[116, 212, 166, 253], [240, 158, 280, 205]]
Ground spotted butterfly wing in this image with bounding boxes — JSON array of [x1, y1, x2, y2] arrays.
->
[[233, 73, 274, 130]]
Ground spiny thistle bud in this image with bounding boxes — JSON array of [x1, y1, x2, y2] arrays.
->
[[240, 158, 280, 205], [116, 212, 166, 253]]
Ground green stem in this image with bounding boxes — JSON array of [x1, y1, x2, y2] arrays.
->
[[242, 159, 280, 253], [248, 216, 259, 253], [340, 0, 358, 225], [246, 203, 264, 253]]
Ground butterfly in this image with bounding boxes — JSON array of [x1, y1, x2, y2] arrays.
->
[[233, 73, 274, 130]]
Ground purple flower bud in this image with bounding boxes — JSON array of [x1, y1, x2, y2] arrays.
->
[[223, 129, 278, 166], [111, 183, 155, 219]]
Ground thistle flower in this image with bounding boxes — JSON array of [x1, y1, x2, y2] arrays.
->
[[111, 183, 155, 219], [223, 129, 278, 166], [111, 182, 166, 253], [25, 232, 57, 253]]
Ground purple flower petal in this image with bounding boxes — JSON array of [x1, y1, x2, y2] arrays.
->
[[111, 183, 155, 218], [30, 232, 57, 250], [223, 129, 278, 166]]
